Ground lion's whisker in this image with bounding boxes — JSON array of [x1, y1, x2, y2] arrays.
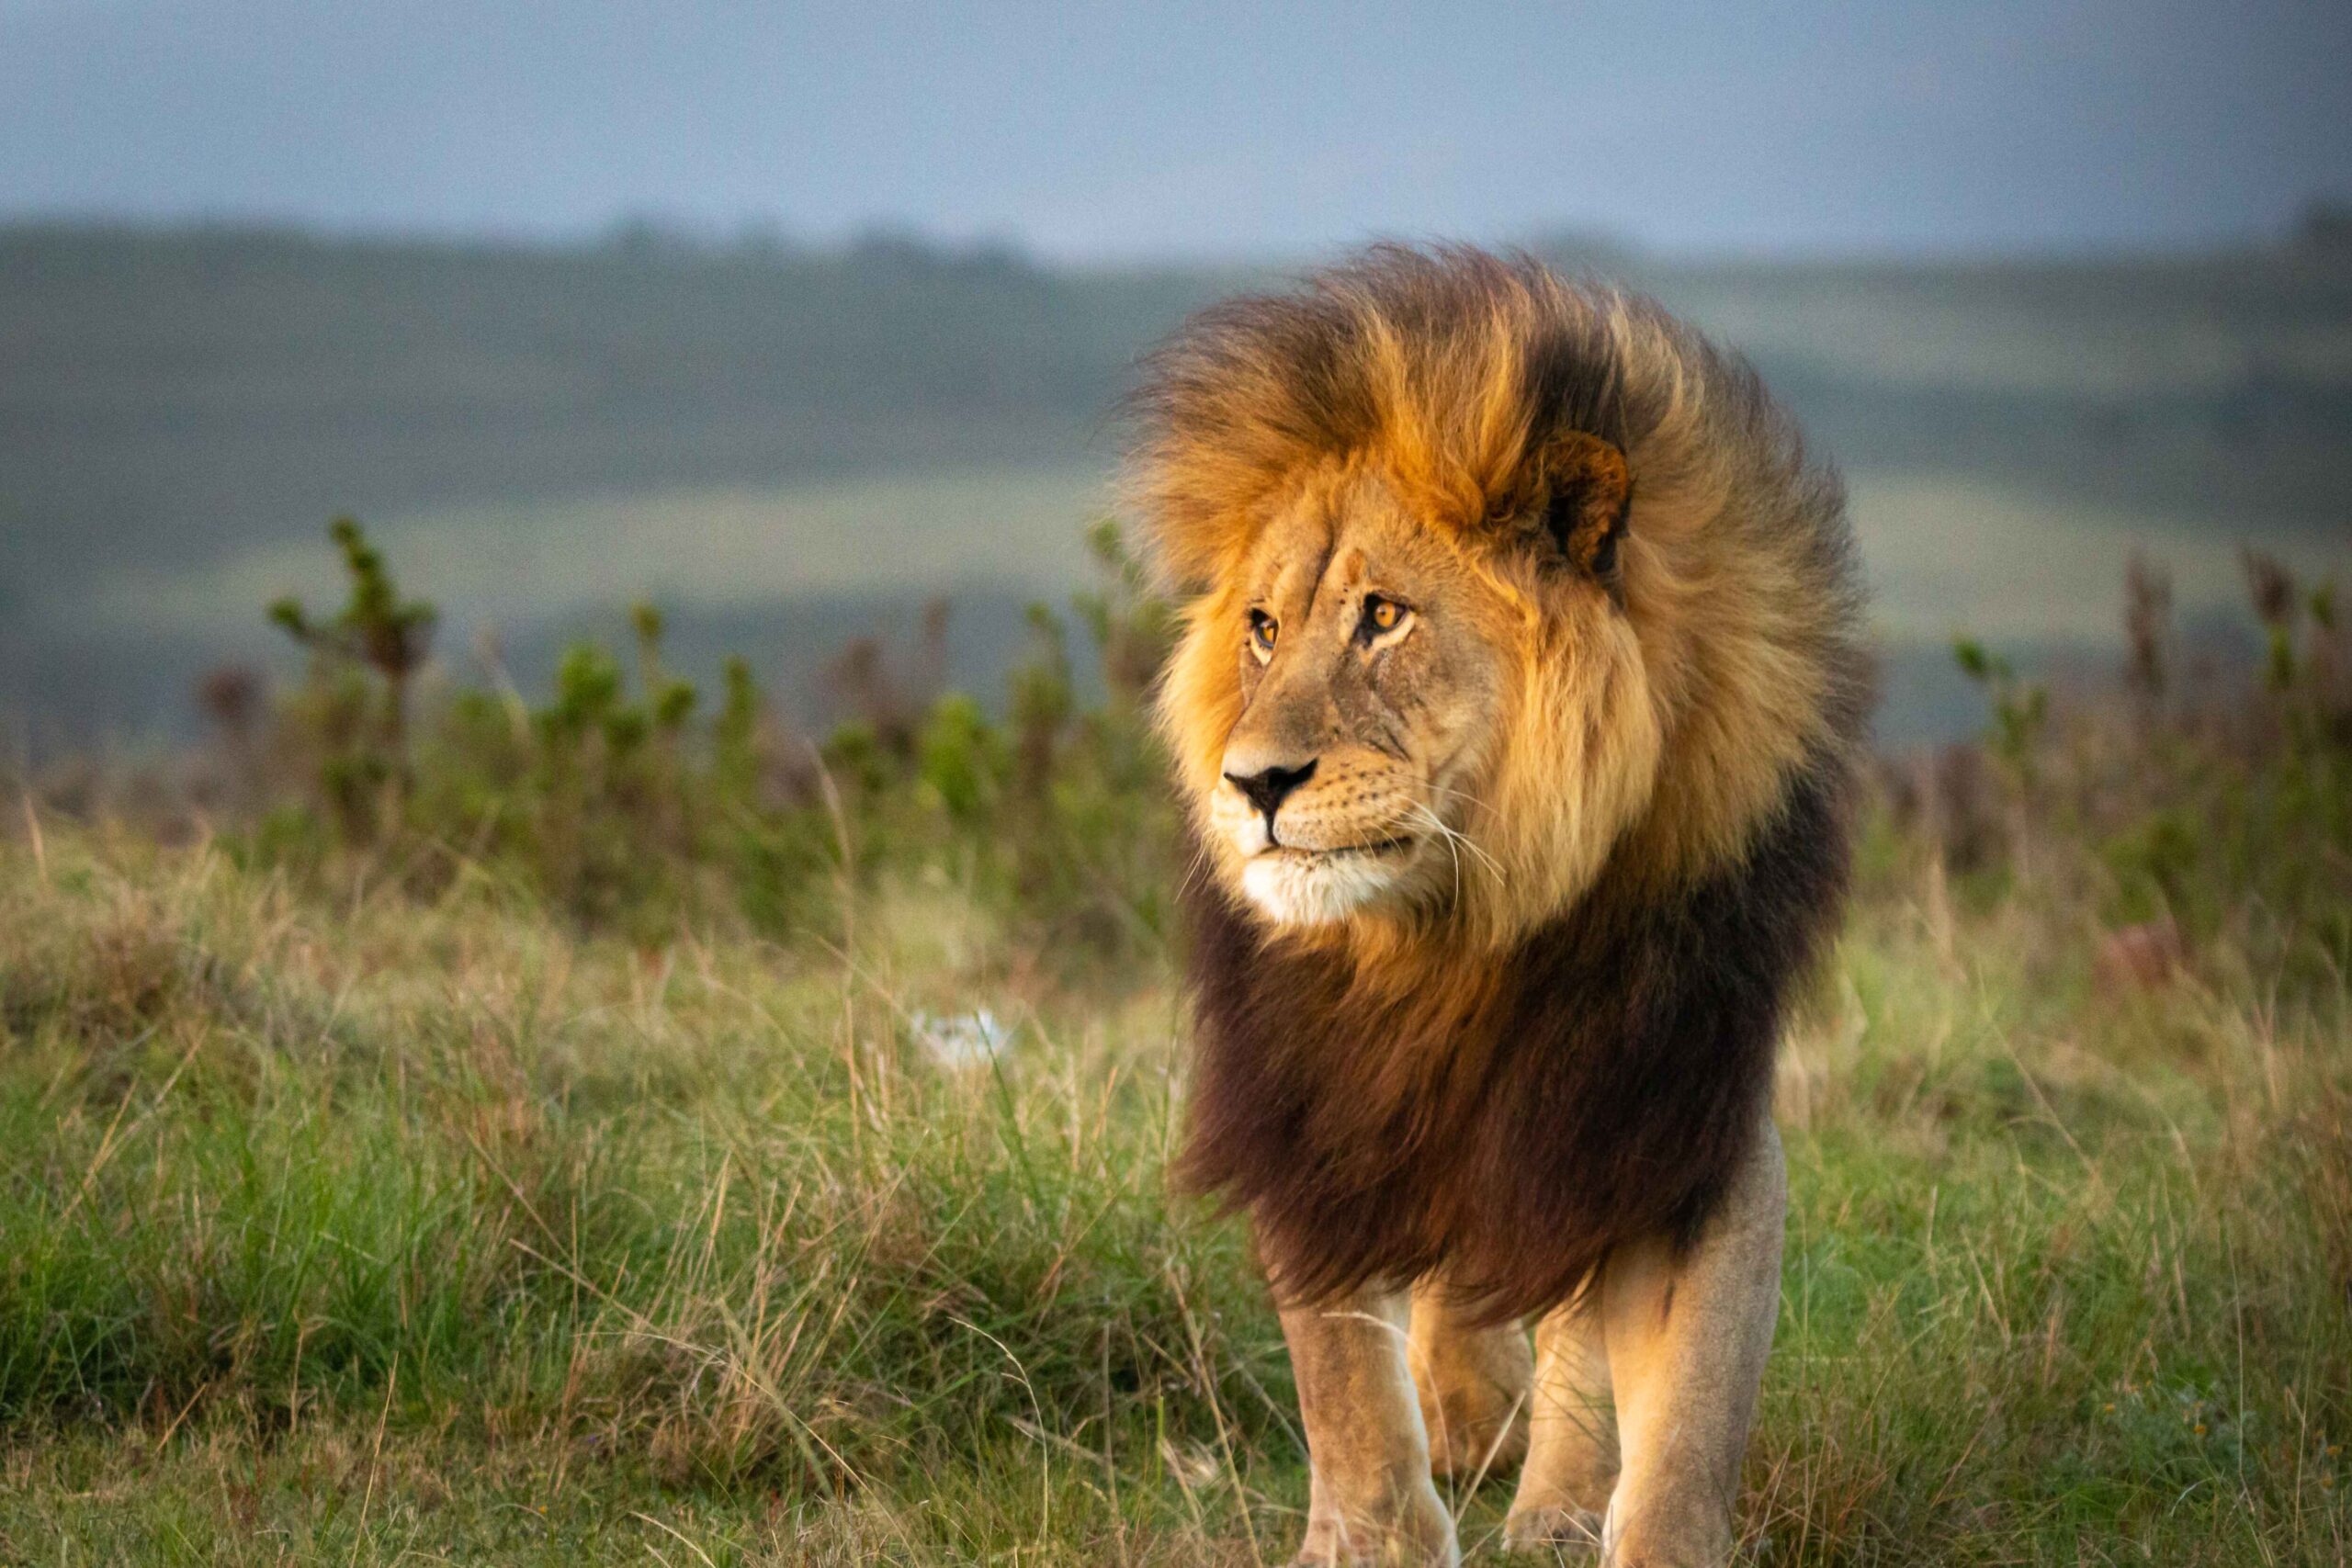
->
[[1417, 802, 1464, 902], [1408, 801, 1506, 885], [1424, 779, 1498, 821], [1421, 784, 1511, 875], [1365, 799, 1458, 900]]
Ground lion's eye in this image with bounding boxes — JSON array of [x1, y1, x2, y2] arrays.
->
[[1359, 594, 1409, 641], [1249, 609, 1279, 659]]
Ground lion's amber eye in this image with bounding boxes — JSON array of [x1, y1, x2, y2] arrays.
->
[[1249, 609, 1278, 659], [1361, 594, 1407, 638]]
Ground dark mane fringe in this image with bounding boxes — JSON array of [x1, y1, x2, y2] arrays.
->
[[1177, 743, 1856, 1324]]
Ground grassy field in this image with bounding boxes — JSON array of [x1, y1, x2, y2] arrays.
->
[[3, 788, 2347, 1562]]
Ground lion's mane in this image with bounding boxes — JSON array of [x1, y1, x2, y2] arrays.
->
[[1128, 246, 1870, 1321]]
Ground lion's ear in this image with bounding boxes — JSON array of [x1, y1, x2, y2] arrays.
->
[[1538, 430, 1633, 590]]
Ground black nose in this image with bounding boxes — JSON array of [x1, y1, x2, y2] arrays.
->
[[1224, 759, 1317, 822]]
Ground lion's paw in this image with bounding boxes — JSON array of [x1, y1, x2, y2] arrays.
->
[[1288, 1536, 1459, 1566], [1423, 1401, 1528, 1481], [1417, 1368, 1530, 1483], [1499, 1503, 1603, 1557], [1291, 1497, 1460, 1566]]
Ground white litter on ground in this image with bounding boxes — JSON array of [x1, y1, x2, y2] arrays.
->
[[911, 1009, 1012, 1071]]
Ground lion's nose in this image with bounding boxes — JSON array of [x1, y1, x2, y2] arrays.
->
[[1223, 759, 1317, 823]]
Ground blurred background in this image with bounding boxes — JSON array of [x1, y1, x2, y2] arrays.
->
[[3, 0, 2347, 752]]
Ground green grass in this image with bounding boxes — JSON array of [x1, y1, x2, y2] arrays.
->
[[1, 822, 2346, 1564]]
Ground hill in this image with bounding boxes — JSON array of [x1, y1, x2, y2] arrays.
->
[[3, 223, 2346, 748]]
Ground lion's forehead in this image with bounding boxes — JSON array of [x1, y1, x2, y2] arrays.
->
[[1248, 480, 1492, 618], [1247, 497, 1338, 610]]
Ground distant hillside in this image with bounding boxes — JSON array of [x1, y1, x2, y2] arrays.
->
[[3, 223, 2346, 748], [0, 226, 1238, 594]]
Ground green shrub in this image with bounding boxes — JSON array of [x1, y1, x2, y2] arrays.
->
[[228, 514, 1183, 973]]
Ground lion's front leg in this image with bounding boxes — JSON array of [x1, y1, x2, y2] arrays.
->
[[1501, 1290, 1616, 1551], [1593, 1118, 1786, 1567], [1281, 1287, 1458, 1565]]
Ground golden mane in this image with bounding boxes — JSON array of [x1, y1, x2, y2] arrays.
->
[[1128, 244, 1868, 950]]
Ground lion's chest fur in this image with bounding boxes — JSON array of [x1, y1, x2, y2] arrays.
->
[[1176, 747, 1851, 1325]]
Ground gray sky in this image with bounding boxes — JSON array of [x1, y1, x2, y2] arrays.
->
[[3, 0, 2346, 260]]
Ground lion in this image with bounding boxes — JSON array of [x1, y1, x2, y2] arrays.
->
[[1125, 246, 1868, 1565]]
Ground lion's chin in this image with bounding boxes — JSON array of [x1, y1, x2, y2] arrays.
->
[[1238, 844, 1412, 927]]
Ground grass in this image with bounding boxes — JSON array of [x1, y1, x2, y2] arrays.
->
[[1, 811, 2346, 1564], [4, 521, 2347, 1562]]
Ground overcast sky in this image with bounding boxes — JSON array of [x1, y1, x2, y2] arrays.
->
[[3, 0, 2346, 261]]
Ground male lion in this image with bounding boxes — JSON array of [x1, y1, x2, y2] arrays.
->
[[1127, 247, 1867, 1566]]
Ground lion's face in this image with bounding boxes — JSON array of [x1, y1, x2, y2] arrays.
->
[[1198, 469, 1526, 927], [1153, 393, 1679, 945]]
